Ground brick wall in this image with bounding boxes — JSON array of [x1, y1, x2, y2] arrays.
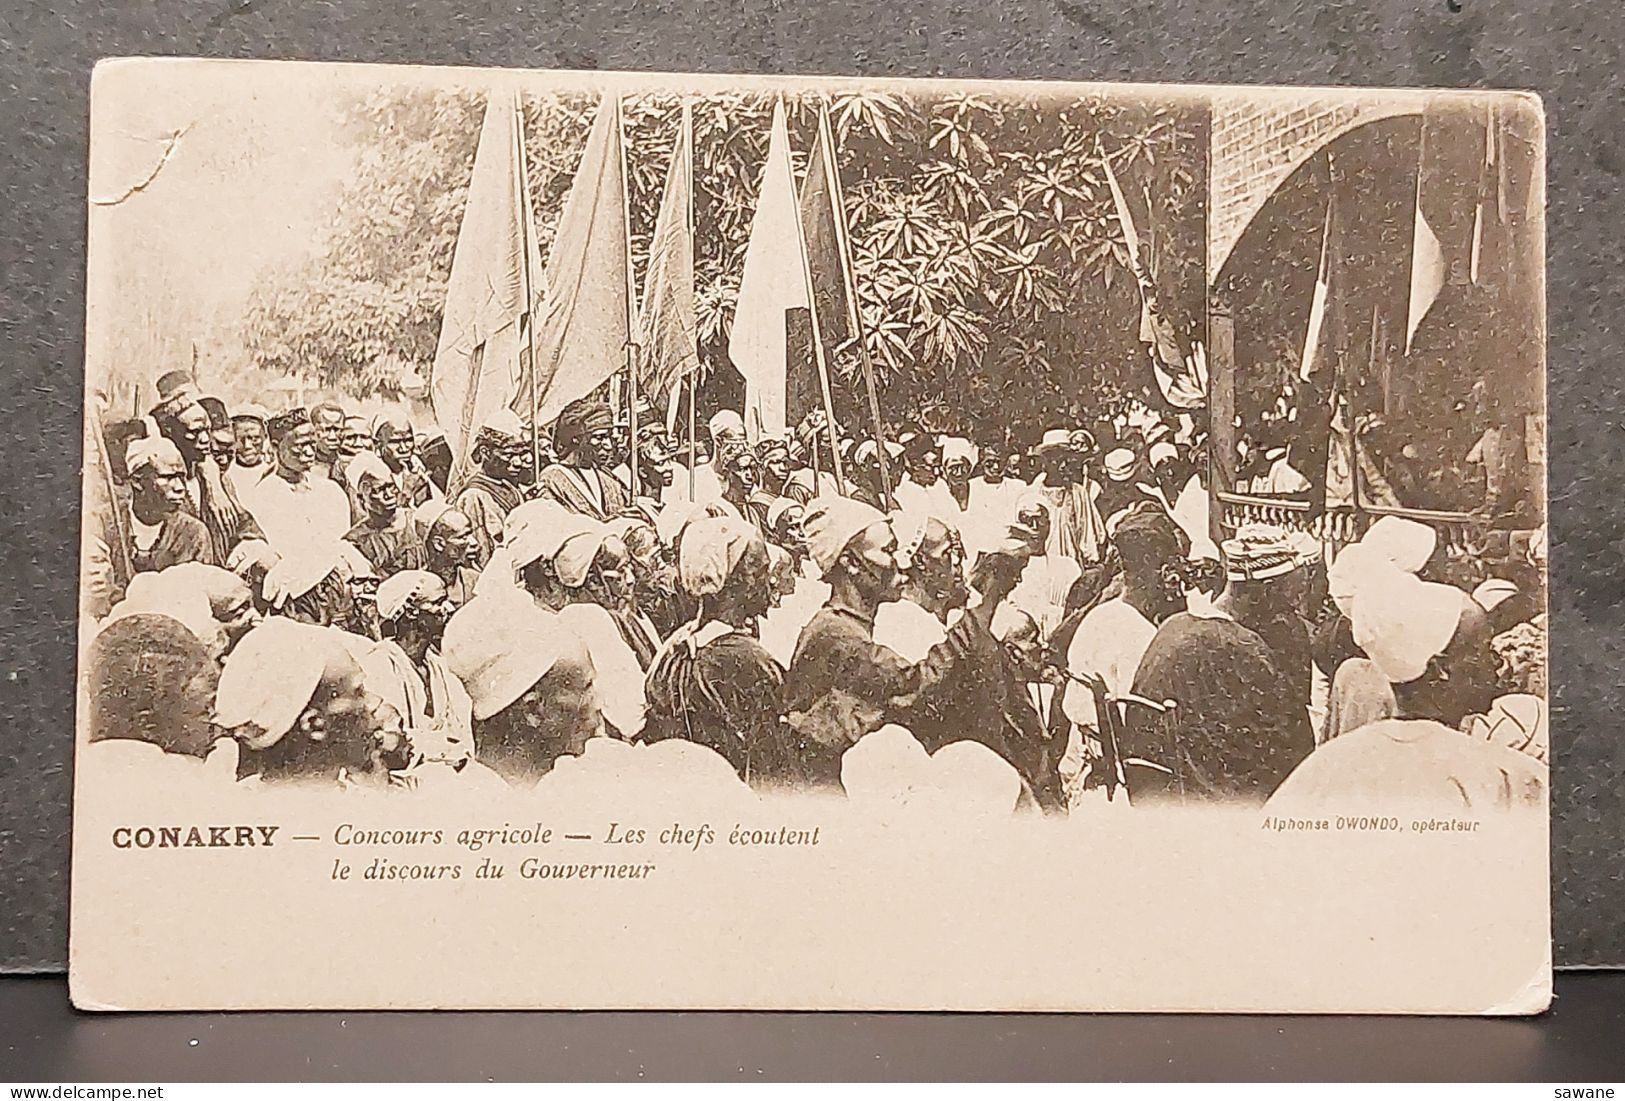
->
[[1209, 92, 1424, 281]]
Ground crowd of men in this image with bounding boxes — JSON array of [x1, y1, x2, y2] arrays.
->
[[81, 367, 1549, 813]]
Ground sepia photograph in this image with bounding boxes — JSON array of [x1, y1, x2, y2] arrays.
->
[[70, 59, 1548, 1013]]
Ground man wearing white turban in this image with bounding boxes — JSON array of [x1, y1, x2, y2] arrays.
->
[[343, 452, 425, 575], [643, 515, 790, 783], [783, 497, 911, 787], [217, 618, 395, 787], [365, 570, 471, 768], [441, 590, 601, 786], [92, 436, 215, 610], [1268, 572, 1544, 813], [499, 501, 646, 738]]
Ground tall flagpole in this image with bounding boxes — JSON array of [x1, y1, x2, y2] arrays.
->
[[512, 89, 543, 486], [819, 102, 888, 508], [792, 99, 848, 495], [682, 101, 697, 502], [616, 95, 641, 503]]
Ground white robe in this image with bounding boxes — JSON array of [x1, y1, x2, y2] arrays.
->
[[244, 471, 350, 552]]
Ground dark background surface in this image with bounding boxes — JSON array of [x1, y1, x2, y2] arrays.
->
[[0, 974, 1620, 1081], [2, 0, 1620, 978]]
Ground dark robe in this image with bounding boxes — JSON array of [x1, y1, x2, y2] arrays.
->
[[643, 623, 793, 784], [452, 474, 523, 568], [182, 458, 261, 564], [344, 511, 425, 575], [783, 603, 917, 788], [536, 463, 631, 521], [1130, 612, 1313, 802], [98, 504, 215, 607], [902, 603, 1057, 806]]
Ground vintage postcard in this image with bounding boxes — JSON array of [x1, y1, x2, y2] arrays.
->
[[71, 59, 1548, 1012]]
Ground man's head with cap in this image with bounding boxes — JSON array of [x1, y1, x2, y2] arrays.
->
[[708, 410, 746, 452], [376, 569, 454, 650], [802, 496, 901, 604], [443, 594, 599, 784], [894, 511, 967, 619], [1102, 447, 1137, 484], [154, 389, 213, 470], [346, 452, 400, 521], [216, 618, 386, 784], [1219, 523, 1320, 627], [941, 438, 977, 486], [1352, 571, 1496, 726], [371, 409, 415, 472], [197, 396, 236, 468], [1035, 428, 1073, 480], [554, 398, 616, 469], [126, 436, 189, 518], [1361, 516, 1439, 577], [756, 438, 792, 487], [503, 500, 606, 608], [417, 501, 478, 572], [679, 514, 772, 624], [267, 408, 317, 478], [472, 410, 530, 484], [231, 405, 270, 468]]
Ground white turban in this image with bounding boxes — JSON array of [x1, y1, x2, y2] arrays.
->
[[1222, 524, 1318, 582], [1328, 542, 1394, 618], [124, 435, 182, 476], [344, 451, 394, 492], [215, 618, 333, 748], [677, 514, 758, 597], [441, 593, 561, 720], [708, 410, 745, 441], [412, 499, 454, 541], [803, 496, 886, 574], [1351, 573, 1468, 684], [105, 569, 218, 649], [888, 510, 930, 572], [375, 570, 440, 622], [1361, 516, 1437, 575], [1471, 578, 1520, 613], [262, 543, 345, 608], [504, 501, 603, 575], [941, 437, 977, 466]]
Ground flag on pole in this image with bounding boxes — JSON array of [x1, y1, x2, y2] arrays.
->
[[1404, 105, 1485, 354], [1404, 180, 1446, 355], [1299, 182, 1344, 384], [637, 103, 699, 401], [1469, 103, 1505, 286], [524, 94, 633, 428], [1102, 149, 1196, 407], [730, 98, 809, 442], [429, 90, 543, 480], [799, 107, 858, 364]]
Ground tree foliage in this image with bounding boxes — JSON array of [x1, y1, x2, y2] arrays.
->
[[243, 83, 1204, 434]]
